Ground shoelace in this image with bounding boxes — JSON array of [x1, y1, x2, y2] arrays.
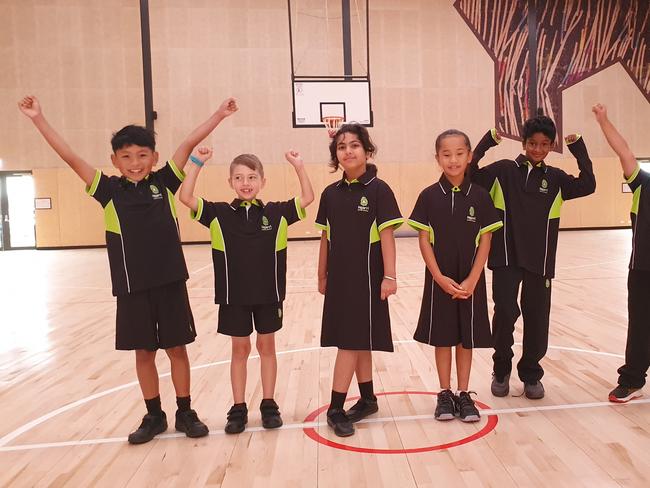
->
[[438, 390, 455, 408], [456, 391, 477, 410]]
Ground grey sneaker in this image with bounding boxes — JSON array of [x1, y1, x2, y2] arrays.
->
[[524, 381, 545, 399], [491, 373, 510, 397]]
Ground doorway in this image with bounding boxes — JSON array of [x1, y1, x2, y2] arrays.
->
[[0, 172, 36, 250]]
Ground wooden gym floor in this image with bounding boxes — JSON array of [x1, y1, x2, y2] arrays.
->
[[0, 230, 648, 487]]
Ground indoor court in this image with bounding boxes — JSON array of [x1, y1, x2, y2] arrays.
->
[[1, 0, 650, 487]]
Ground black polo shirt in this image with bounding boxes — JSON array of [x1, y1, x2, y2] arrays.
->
[[626, 166, 650, 271], [469, 136, 596, 278], [86, 160, 188, 296], [192, 197, 305, 305], [408, 175, 502, 279]]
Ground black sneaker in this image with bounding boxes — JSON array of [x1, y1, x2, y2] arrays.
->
[[609, 385, 644, 403], [175, 409, 209, 438], [434, 389, 456, 421], [224, 403, 248, 434], [523, 381, 545, 399], [128, 412, 168, 444], [260, 399, 283, 429], [455, 391, 480, 422], [491, 373, 510, 397], [346, 397, 379, 423], [326, 408, 355, 437]]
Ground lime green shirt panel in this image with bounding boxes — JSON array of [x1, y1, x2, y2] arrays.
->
[[489, 178, 506, 211], [408, 219, 434, 244], [632, 186, 642, 215], [315, 221, 330, 241], [167, 189, 179, 220], [209, 217, 226, 251], [370, 220, 380, 244], [549, 190, 563, 220], [104, 200, 121, 235], [276, 216, 289, 251]]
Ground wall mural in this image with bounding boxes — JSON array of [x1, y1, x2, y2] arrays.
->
[[454, 0, 650, 150]]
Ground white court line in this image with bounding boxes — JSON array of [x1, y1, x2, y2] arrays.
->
[[0, 343, 625, 449], [2, 398, 649, 452]]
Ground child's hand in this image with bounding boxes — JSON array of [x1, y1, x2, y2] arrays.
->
[[284, 150, 304, 168], [18, 95, 42, 119], [591, 103, 608, 124], [192, 146, 214, 164], [318, 276, 327, 295], [457, 276, 479, 300], [437, 275, 466, 298], [564, 133, 580, 144], [380, 278, 397, 300], [217, 98, 238, 118]]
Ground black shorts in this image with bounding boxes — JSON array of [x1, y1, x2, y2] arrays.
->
[[116, 280, 196, 351], [218, 303, 283, 337]]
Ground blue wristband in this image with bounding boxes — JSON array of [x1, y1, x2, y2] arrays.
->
[[190, 155, 204, 167]]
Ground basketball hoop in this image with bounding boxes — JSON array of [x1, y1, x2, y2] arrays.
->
[[322, 116, 344, 138]]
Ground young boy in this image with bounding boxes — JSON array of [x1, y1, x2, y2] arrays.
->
[[593, 103, 648, 403], [179, 146, 314, 434], [470, 116, 596, 399], [18, 94, 238, 443]]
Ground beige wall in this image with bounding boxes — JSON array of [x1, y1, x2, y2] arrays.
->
[[3, 0, 649, 247]]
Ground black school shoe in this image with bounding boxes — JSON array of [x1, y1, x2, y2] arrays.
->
[[260, 399, 283, 429], [434, 389, 456, 421], [346, 397, 379, 423], [455, 391, 481, 422], [225, 403, 248, 434], [128, 411, 168, 444], [326, 408, 355, 437], [175, 409, 209, 438]]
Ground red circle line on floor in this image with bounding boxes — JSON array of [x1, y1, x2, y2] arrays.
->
[[303, 391, 498, 454]]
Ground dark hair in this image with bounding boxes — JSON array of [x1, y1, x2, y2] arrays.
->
[[328, 123, 376, 171], [111, 125, 156, 152], [434, 129, 472, 153], [230, 153, 264, 178], [521, 115, 556, 143]]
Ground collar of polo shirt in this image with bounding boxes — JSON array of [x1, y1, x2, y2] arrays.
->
[[121, 174, 151, 185], [515, 154, 548, 173], [338, 163, 378, 188], [230, 198, 264, 209], [438, 173, 472, 196]]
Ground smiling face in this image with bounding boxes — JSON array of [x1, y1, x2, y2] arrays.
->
[[110, 144, 159, 182], [335, 132, 369, 180], [435, 134, 472, 185], [229, 163, 265, 201], [523, 132, 553, 164]]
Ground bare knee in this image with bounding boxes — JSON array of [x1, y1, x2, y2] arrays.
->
[[256, 333, 276, 358], [135, 349, 157, 365], [232, 338, 252, 360], [165, 345, 188, 362]]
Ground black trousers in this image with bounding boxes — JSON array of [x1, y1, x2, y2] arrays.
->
[[491, 266, 552, 383], [617, 270, 650, 389]]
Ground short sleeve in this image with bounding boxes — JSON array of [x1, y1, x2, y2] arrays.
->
[[408, 190, 430, 232], [627, 166, 650, 193], [376, 182, 403, 232], [191, 197, 221, 228], [315, 190, 329, 232], [477, 189, 503, 235], [156, 159, 186, 194], [85, 170, 112, 207], [273, 197, 306, 226]]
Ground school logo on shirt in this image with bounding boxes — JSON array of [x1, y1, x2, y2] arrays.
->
[[149, 184, 163, 200], [539, 179, 548, 194], [467, 206, 476, 222], [261, 215, 273, 231], [358, 196, 369, 212]]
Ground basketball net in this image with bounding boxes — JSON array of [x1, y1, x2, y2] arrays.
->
[[322, 116, 344, 138]]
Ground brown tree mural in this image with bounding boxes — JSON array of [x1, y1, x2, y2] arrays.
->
[[454, 0, 650, 150]]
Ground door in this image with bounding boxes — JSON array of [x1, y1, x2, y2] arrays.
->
[[0, 172, 36, 250]]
